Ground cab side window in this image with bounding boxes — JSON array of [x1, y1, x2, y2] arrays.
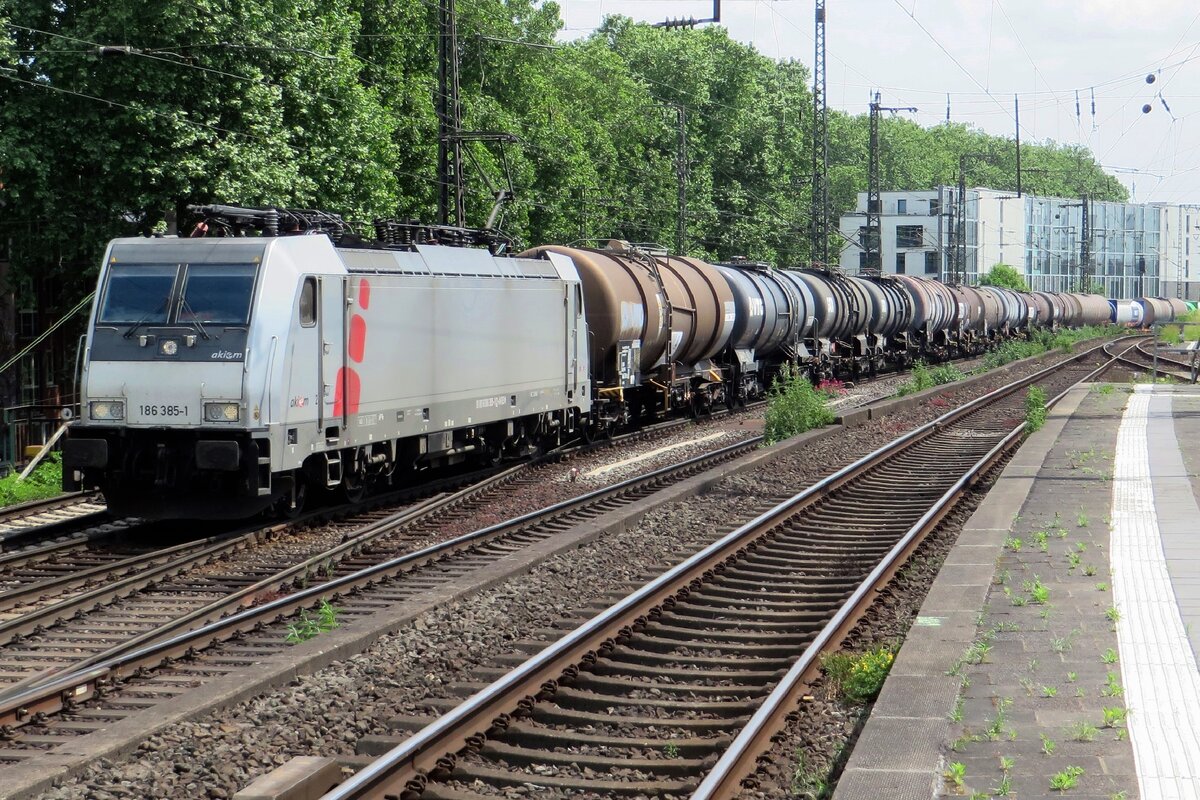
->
[[299, 277, 317, 327]]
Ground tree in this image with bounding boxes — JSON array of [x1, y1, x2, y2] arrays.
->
[[980, 263, 1029, 292]]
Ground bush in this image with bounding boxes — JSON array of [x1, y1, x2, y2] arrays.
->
[[822, 646, 896, 703], [898, 360, 965, 396], [982, 325, 1114, 370], [0, 453, 64, 507], [764, 364, 835, 444], [1025, 386, 1048, 433]]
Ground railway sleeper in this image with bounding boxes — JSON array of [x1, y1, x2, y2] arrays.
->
[[424, 764, 694, 798], [477, 738, 710, 777], [549, 686, 757, 715], [565, 672, 768, 697], [617, 632, 809, 658], [525, 702, 747, 733]]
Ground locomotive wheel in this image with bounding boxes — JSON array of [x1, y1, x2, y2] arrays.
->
[[340, 474, 366, 505], [274, 473, 308, 520]]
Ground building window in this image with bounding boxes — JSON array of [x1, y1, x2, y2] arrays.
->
[[897, 199, 907, 214], [925, 251, 940, 275], [896, 253, 906, 274], [17, 310, 36, 339], [896, 225, 924, 248], [929, 198, 941, 216]]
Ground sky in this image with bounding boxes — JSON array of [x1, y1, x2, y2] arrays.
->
[[557, 0, 1200, 205]]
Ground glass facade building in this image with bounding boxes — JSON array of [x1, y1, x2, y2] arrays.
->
[[1024, 198, 1160, 297], [840, 188, 1166, 298]]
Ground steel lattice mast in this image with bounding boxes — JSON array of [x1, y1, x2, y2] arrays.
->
[[810, 0, 829, 268]]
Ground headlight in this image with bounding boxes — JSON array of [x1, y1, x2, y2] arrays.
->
[[90, 400, 125, 420], [204, 402, 240, 422], [159, 339, 179, 356]]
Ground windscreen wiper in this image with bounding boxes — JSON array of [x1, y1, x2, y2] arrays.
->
[[122, 306, 165, 340], [178, 297, 211, 340]]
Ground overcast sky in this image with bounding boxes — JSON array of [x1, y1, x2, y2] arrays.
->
[[558, 1, 1200, 205]]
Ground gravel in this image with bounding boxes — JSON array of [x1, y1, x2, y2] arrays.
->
[[31, 347, 1093, 800]]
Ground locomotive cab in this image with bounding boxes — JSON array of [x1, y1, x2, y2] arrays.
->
[[64, 238, 278, 518]]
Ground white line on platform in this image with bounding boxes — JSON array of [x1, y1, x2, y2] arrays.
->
[[1111, 385, 1200, 799], [582, 432, 729, 479]]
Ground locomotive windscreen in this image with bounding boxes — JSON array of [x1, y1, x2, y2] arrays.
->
[[179, 264, 257, 325], [98, 264, 177, 324]]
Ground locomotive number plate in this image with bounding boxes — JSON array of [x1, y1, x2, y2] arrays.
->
[[139, 404, 189, 417]]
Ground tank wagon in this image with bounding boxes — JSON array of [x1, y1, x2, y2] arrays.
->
[[62, 206, 1121, 520], [1136, 297, 1176, 326]]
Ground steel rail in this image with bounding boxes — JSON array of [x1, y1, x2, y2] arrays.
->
[[0, 464, 526, 703], [0, 410, 758, 707], [691, 348, 1115, 799], [0, 435, 761, 733], [315, 341, 1114, 800], [1101, 336, 1192, 381]]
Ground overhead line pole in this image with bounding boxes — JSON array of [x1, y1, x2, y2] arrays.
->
[[811, 0, 829, 268], [437, 0, 465, 228], [866, 92, 917, 275]]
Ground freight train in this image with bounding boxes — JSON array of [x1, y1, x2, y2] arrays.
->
[[62, 205, 1146, 519]]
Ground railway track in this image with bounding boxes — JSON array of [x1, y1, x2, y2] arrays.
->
[[0, 430, 764, 756], [0, 493, 114, 552], [297, 345, 1114, 800], [1101, 335, 1195, 381], [0, 402, 763, 666]]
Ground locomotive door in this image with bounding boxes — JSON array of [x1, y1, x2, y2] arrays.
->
[[318, 275, 348, 435]]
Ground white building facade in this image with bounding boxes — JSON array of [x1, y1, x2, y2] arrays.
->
[[839, 188, 1174, 299], [1158, 203, 1200, 301]]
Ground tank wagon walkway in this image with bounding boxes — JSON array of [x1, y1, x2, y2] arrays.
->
[[835, 383, 1200, 800]]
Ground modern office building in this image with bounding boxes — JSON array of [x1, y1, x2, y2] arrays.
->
[[839, 188, 1176, 299], [1158, 203, 1200, 301]]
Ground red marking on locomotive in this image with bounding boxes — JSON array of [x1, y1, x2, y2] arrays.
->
[[348, 314, 366, 363], [359, 279, 371, 310], [333, 367, 361, 416]]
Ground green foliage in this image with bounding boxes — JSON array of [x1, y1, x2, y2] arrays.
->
[[897, 360, 963, 396], [1050, 766, 1084, 791], [980, 263, 1028, 291], [285, 599, 340, 644], [943, 761, 967, 792], [1025, 386, 1048, 433], [0, 4, 1127, 384], [764, 364, 834, 444], [821, 646, 895, 704], [0, 453, 63, 507]]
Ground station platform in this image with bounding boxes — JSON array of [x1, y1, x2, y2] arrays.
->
[[834, 383, 1200, 800]]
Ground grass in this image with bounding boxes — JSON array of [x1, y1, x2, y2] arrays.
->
[[764, 364, 835, 444], [820, 646, 895, 703], [284, 599, 340, 644], [1051, 630, 1078, 653], [1106, 605, 1122, 626], [789, 749, 829, 799], [1067, 721, 1099, 742], [1101, 647, 1119, 664], [1025, 385, 1048, 433], [1050, 765, 1084, 791], [944, 761, 967, 793], [0, 453, 63, 508], [984, 697, 1015, 741], [897, 360, 965, 396], [1024, 575, 1050, 604], [1040, 733, 1057, 755], [1102, 706, 1128, 728]]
